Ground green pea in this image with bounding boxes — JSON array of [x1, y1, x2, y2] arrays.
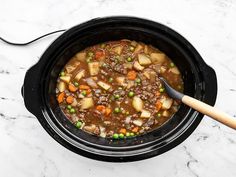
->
[[127, 57, 132, 62], [74, 82, 79, 87], [126, 132, 130, 137], [170, 62, 175, 67], [135, 78, 141, 84], [76, 121, 82, 128], [130, 132, 135, 136], [67, 105, 72, 110], [129, 46, 135, 51], [125, 111, 130, 115], [159, 88, 165, 93], [88, 52, 93, 57], [128, 91, 134, 97], [114, 94, 120, 99], [119, 133, 124, 139], [81, 90, 87, 96], [69, 108, 75, 114], [113, 133, 119, 139], [60, 71, 65, 76], [156, 113, 161, 118], [114, 107, 121, 113], [108, 77, 113, 82]]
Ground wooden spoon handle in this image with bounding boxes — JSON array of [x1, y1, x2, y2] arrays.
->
[[182, 95, 236, 129]]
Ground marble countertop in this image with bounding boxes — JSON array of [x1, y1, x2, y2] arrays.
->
[[1, 0, 236, 176]]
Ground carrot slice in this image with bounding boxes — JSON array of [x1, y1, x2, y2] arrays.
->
[[119, 128, 127, 134], [155, 101, 162, 112], [66, 96, 74, 104], [57, 92, 65, 103], [95, 50, 104, 60], [86, 89, 92, 95], [132, 127, 139, 133], [79, 85, 90, 90], [68, 84, 78, 92], [105, 107, 112, 116], [127, 70, 137, 80], [96, 105, 106, 113]]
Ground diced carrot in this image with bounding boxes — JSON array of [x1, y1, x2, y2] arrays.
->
[[66, 96, 74, 104], [95, 50, 104, 60], [68, 84, 78, 92], [127, 70, 137, 80], [86, 89, 92, 95], [57, 92, 65, 103], [132, 127, 139, 133], [105, 107, 112, 116], [155, 101, 162, 111], [79, 85, 90, 90], [96, 105, 106, 113], [119, 128, 127, 134]]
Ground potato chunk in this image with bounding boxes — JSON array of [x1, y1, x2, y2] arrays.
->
[[80, 98, 94, 110], [140, 110, 151, 118], [97, 81, 111, 90], [138, 54, 152, 65], [169, 67, 180, 74], [75, 52, 86, 61], [132, 96, 143, 112], [150, 53, 166, 64], [160, 97, 173, 109], [133, 61, 144, 71], [133, 119, 143, 126], [112, 45, 123, 55], [74, 70, 85, 81], [60, 75, 71, 83], [88, 62, 100, 76], [58, 81, 66, 92]]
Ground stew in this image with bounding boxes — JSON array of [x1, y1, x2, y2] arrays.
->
[[56, 39, 183, 139]]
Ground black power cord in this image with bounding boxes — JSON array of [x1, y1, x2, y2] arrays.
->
[[0, 29, 66, 46]]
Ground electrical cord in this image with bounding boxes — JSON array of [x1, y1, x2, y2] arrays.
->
[[0, 29, 66, 46]]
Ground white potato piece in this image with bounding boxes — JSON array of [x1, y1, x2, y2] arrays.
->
[[160, 97, 173, 109], [150, 53, 166, 64], [80, 97, 94, 110], [169, 67, 180, 74], [123, 63, 133, 69], [162, 110, 170, 117], [97, 81, 111, 90], [133, 61, 144, 71], [160, 66, 167, 74], [134, 44, 143, 53], [112, 45, 123, 55], [71, 99, 78, 107], [65, 61, 80, 73], [60, 75, 71, 83], [140, 110, 151, 118], [116, 77, 126, 86], [133, 119, 143, 126], [74, 70, 85, 81], [83, 124, 96, 133], [132, 96, 143, 112], [138, 54, 152, 65], [58, 81, 66, 92], [88, 62, 100, 76], [75, 52, 86, 61]]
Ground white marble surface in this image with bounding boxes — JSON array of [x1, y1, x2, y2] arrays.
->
[[0, 0, 236, 176]]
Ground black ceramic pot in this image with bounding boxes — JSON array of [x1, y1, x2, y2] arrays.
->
[[22, 16, 217, 162]]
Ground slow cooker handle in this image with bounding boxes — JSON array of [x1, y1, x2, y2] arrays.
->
[[202, 65, 218, 106], [22, 63, 43, 117]]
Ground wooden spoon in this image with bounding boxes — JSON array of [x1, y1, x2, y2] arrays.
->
[[159, 77, 236, 129]]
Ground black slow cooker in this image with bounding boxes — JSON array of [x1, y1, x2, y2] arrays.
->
[[22, 16, 217, 162]]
